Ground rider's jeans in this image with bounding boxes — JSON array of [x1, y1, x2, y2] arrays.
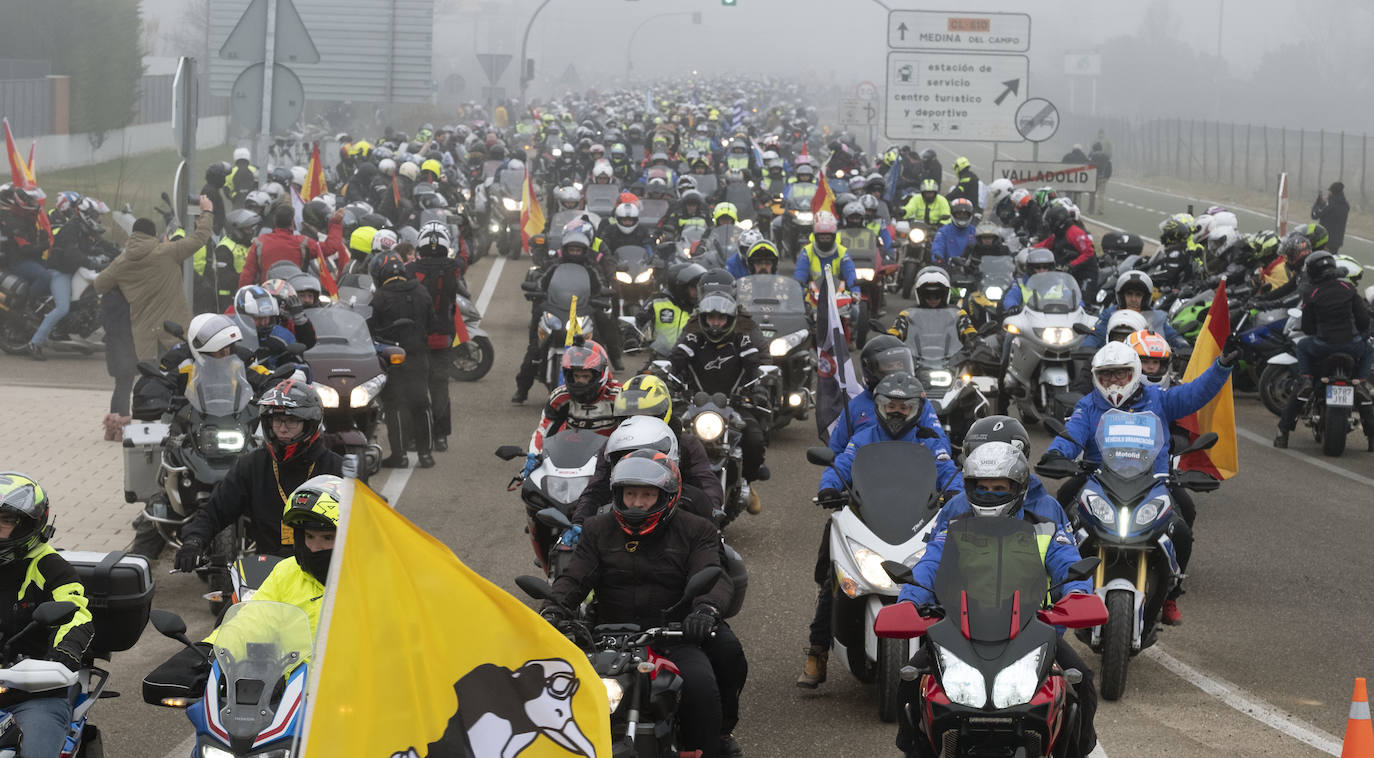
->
[[1294, 336, 1374, 381], [30, 271, 72, 346], [10, 694, 73, 758]]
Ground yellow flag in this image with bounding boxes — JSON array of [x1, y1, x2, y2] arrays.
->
[[300, 483, 611, 757], [564, 294, 582, 347]]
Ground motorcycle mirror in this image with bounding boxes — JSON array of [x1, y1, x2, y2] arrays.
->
[[1064, 557, 1100, 582], [515, 575, 555, 602], [31, 601, 78, 629], [664, 566, 726, 617], [1072, 322, 1093, 335], [881, 560, 915, 586], [805, 446, 835, 467], [494, 445, 525, 461], [1177, 432, 1219, 455], [149, 609, 189, 639], [757, 364, 780, 377], [534, 507, 573, 530], [1041, 417, 1069, 439], [1176, 469, 1221, 493], [163, 320, 185, 339], [286, 342, 307, 356]]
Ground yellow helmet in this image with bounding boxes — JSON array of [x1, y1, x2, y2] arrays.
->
[[350, 226, 377, 254], [420, 159, 443, 178], [615, 374, 673, 423], [713, 202, 739, 224], [348, 140, 373, 158], [282, 474, 345, 530], [953, 156, 970, 172]]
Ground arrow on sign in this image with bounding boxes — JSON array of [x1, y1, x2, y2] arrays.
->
[[897, 22, 908, 40], [993, 78, 1020, 106]]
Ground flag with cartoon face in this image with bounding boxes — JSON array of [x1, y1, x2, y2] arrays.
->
[[300, 483, 610, 757]]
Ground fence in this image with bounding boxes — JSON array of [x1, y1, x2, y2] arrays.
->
[[0, 78, 54, 136]]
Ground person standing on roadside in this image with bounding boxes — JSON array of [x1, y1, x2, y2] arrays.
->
[[1312, 182, 1350, 253], [100, 286, 137, 441], [94, 196, 215, 361], [1089, 141, 1112, 213]]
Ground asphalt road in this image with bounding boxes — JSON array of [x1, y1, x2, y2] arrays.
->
[[3, 232, 1367, 757]]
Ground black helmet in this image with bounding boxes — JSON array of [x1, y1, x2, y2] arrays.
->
[[610, 450, 682, 537], [0, 472, 52, 566], [1279, 230, 1313, 268], [697, 289, 738, 342], [668, 262, 708, 307], [1041, 203, 1072, 234], [1305, 251, 1339, 282], [873, 371, 925, 439], [205, 161, 231, 184], [302, 199, 331, 231], [697, 268, 735, 298], [962, 415, 1030, 458], [258, 379, 325, 462], [374, 252, 408, 284], [859, 335, 914, 392]]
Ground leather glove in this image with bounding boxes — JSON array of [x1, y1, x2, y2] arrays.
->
[[1218, 334, 1240, 368], [174, 538, 206, 573], [540, 605, 572, 625], [522, 452, 540, 477], [816, 488, 845, 509], [1038, 450, 1069, 466], [682, 604, 720, 642], [557, 524, 582, 547]]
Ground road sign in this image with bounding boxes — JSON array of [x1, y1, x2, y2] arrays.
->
[[839, 98, 879, 127], [884, 51, 1028, 142], [990, 160, 1098, 193], [855, 81, 880, 100], [172, 57, 198, 160], [230, 62, 305, 135], [219, 0, 319, 63], [1014, 98, 1059, 142], [887, 10, 1030, 52], [476, 53, 513, 85], [1064, 52, 1101, 77]]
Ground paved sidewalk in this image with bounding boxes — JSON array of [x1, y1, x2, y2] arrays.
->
[[0, 386, 135, 552]]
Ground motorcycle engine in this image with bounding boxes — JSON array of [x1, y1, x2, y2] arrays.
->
[[0, 271, 31, 312]]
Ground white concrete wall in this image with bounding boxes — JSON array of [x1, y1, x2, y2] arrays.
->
[[34, 116, 228, 171]]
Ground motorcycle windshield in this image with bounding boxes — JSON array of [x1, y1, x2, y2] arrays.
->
[[306, 307, 376, 359], [710, 226, 743, 253], [692, 175, 718, 198], [902, 308, 962, 364], [848, 441, 939, 545], [615, 246, 652, 271], [977, 254, 1016, 288], [1025, 272, 1081, 315], [933, 517, 1050, 641], [679, 225, 707, 245], [545, 264, 593, 321], [788, 184, 817, 208], [585, 186, 619, 213], [336, 275, 375, 316], [501, 170, 525, 197], [1095, 409, 1165, 479], [212, 600, 313, 741], [641, 199, 670, 224], [543, 429, 609, 470], [725, 182, 754, 211], [737, 275, 805, 316], [187, 356, 253, 417]]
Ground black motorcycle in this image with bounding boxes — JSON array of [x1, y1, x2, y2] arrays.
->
[[737, 274, 815, 430], [305, 303, 396, 480], [0, 241, 116, 355]]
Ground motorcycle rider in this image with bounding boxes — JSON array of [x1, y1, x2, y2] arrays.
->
[[723, 230, 765, 279], [406, 222, 464, 453], [0, 473, 95, 758], [1036, 201, 1099, 303], [598, 200, 654, 254], [1255, 225, 1326, 307], [734, 239, 780, 277], [794, 212, 856, 292], [541, 452, 748, 758], [668, 287, 770, 512], [945, 156, 981, 208], [999, 247, 1059, 313], [176, 377, 342, 563], [231, 284, 308, 369], [368, 253, 434, 468], [239, 204, 327, 288], [828, 335, 951, 454], [1086, 270, 1189, 349], [1274, 250, 1374, 450], [25, 196, 106, 357], [636, 261, 706, 360], [528, 338, 621, 456], [929, 198, 976, 265], [801, 371, 963, 688], [887, 267, 977, 348], [901, 179, 952, 228], [659, 189, 711, 239], [227, 147, 258, 206], [193, 208, 258, 313], [1039, 341, 1237, 624], [894, 441, 1097, 758]]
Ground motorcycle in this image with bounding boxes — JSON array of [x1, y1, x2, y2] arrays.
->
[[875, 519, 1107, 756], [1281, 344, 1370, 457], [897, 308, 993, 455], [738, 274, 815, 430], [839, 227, 893, 343], [1000, 272, 1095, 423], [306, 304, 393, 480], [525, 263, 599, 392], [657, 374, 768, 528], [612, 245, 657, 318], [449, 289, 495, 382], [1258, 308, 1304, 417], [483, 170, 526, 260], [495, 429, 608, 578], [150, 601, 311, 756], [585, 184, 620, 218], [804, 441, 940, 722], [0, 242, 115, 356], [1038, 411, 1220, 700], [957, 252, 1017, 329], [892, 221, 933, 298], [778, 189, 817, 261]]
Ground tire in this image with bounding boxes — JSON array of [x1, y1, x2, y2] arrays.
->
[[846, 638, 876, 684], [899, 264, 916, 299], [1323, 406, 1350, 457], [77, 724, 103, 758], [1258, 364, 1296, 417], [856, 301, 870, 349], [1099, 589, 1134, 701], [0, 317, 30, 355], [877, 637, 905, 723], [450, 336, 495, 382]]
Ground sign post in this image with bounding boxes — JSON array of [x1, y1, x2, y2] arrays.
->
[[1014, 97, 1060, 161], [219, 0, 318, 164]]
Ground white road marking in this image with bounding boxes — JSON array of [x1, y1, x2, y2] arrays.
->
[[476, 256, 507, 313], [1145, 647, 1343, 755]]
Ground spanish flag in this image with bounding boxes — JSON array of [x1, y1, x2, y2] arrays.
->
[[301, 143, 327, 201], [300, 482, 611, 757], [1177, 280, 1238, 479], [4, 119, 37, 190], [521, 168, 545, 255], [810, 158, 835, 216]]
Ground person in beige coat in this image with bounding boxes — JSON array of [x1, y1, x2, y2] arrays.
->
[[95, 196, 215, 360]]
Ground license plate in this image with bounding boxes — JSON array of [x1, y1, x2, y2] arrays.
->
[[1327, 385, 1355, 407]]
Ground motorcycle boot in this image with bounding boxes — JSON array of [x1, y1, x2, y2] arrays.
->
[[746, 488, 762, 515], [1274, 374, 1309, 448], [796, 645, 828, 688], [719, 734, 744, 758]]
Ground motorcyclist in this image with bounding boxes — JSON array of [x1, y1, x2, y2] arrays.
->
[[894, 441, 1097, 758], [25, 196, 107, 356], [1038, 341, 1236, 623], [1255, 225, 1326, 307], [659, 189, 711, 239], [193, 208, 258, 313], [929, 198, 976, 265], [828, 335, 951, 455], [887, 267, 977, 347], [528, 338, 622, 454], [240, 204, 328, 288], [918, 148, 942, 186], [901, 179, 952, 227], [794, 212, 856, 291], [1087, 270, 1189, 349], [637, 262, 705, 360], [598, 200, 654, 253], [406, 222, 464, 453], [668, 287, 770, 509], [999, 247, 1059, 313], [967, 221, 1015, 259], [1274, 251, 1374, 450], [801, 371, 962, 688], [731, 239, 780, 277], [175, 379, 344, 566], [232, 285, 307, 369], [227, 147, 259, 206], [541, 452, 748, 758], [260, 278, 318, 347], [369, 253, 435, 468], [1035, 201, 1099, 303], [945, 156, 981, 208]]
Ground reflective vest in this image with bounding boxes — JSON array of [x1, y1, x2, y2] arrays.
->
[[726, 154, 750, 172], [903, 194, 951, 226], [650, 299, 690, 353], [802, 242, 848, 283], [194, 239, 250, 296], [689, 136, 712, 154], [226, 164, 257, 190]]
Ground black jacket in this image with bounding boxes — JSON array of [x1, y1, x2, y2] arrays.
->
[[369, 276, 435, 353], [1313, 191, 1350, 251], [407, 255, 463, 338], [181, 438, 344, 555], [571, 433, 725, 525], [547, 509, 732, 628], [669, 316, 765, 396], [1300, 277, 1369, 344]]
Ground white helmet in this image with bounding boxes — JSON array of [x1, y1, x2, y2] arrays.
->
[[1192, 214, 1214, 243], [398, 161, 420, 181], [506, 159, 526, 176], [378, 158, 396, 177], [842, 200, 865, 220], [262, 183, 286, 204], [738, 229, 765, 251], [592, 159, 614, 181], [605, 416, 679, 463], [915, 265, 952, 291], [1091, 342, 1143, 408], [554, 185, 582, 209], [1106, 308, 1149, 342], [614, 201, 640, 232], [232, 147, 251, 163], [962, 441, 1030, 518], [371, 228, 399, 253], [187, 313, 243, 363], [417, 220, 451, 254], [1114, 270, 1154, 303], [290, 165, 307, 187], [987, 177, 1015, 207]]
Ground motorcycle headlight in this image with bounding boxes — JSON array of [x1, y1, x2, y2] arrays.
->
[[927, 370, 953, 387], [214, 430, 245, 453], [984, 285, 1004, 300], [350, 374, 387, 408], [634, 269, 653, 283], [693, 411, 725, 442], [769, 328, 807, 357], [855, 267, 875, 281], [991, 644, 1046, 708], [739, 218, 755, 230], [200, 746, 236, 758], [551, 148, 563, 157], [1119, 507, 1131, 539], [1039, 326, 1074, 345], [488, 221, 501, 232], [603, 677, 625, 713], [1135, 495, 1169, 525], [502, 197, 521, 211], [852, 545, 894, 591], [615, 271, 633, 284], [546, 475, 591, 504], [795, 211, 814, 224], [312, 382, 340, 409], [936, 646, 987, 708], [1084, 493, 1115, 525], [908, 227, 927, 243]]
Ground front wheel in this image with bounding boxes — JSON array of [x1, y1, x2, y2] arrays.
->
[[1099, 589, 1134, 701], [1258, 364, 1296, 417], [876, 637, 905, 723], [898, 262, 917, 299], [1323, 405, 1350, 457], [450, 336, 495, 381], [855, 301, 870, 349], [206, 523, 239, 617]]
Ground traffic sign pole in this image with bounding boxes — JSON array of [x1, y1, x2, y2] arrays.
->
[[258, 0, 278, 167]]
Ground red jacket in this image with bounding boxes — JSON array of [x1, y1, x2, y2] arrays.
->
[[1035, 224, 1096, 267], [529, 381, 622, 452], [240, 224, 340, 287]]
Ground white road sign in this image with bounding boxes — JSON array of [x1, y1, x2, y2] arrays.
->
[[887, 10, 1030, 52], [839, 98, 879, 127], [1014, 98, 1060, 142], [884, 51, 1028, 142], [990, 160, 1098, 194]]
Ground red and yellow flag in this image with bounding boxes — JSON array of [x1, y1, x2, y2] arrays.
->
[[810, 163, 835, 216], [4, 119, 37, 190], [301, 143, 327, 201], [1177, 280, 1238, 479], [520, 168, 545, 254]]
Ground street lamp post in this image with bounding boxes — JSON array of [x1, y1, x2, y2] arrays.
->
[[625, 12, 697, 82], [518, 0, 555, 106]]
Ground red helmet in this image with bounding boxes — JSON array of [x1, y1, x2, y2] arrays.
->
[[617, 191, 642, 209], [561, 338, 612, 403], [610, 450, 681, 537]]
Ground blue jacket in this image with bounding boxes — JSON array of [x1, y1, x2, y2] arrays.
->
[[1047, 359, 1233, 473], [794, 245, 858, 290], [725, 252, 750, 279], [1086, 305, 1189, 349], [898, 478, 1090, 606], [931, 223, 976, 264], [828, 391, 951, 455], [1001, 276, 1085, 312], [820, 420, 963, 495]]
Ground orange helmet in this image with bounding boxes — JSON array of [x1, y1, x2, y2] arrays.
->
[[1125, 330, 1172, 387]]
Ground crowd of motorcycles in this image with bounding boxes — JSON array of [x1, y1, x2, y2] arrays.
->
[[0, 71, 1365, 757]]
